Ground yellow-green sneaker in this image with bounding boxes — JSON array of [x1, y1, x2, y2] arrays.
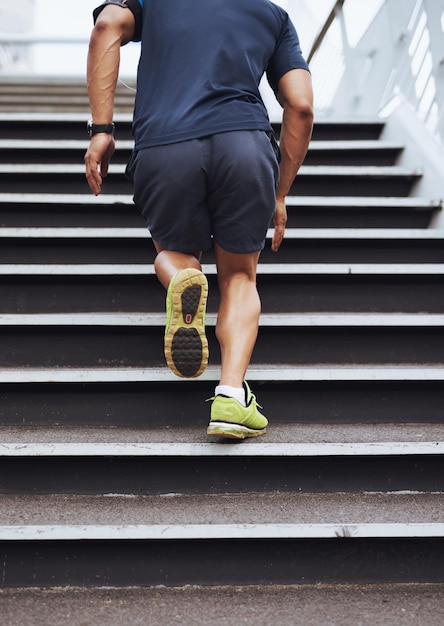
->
[[206, 381, 268, 439], [164, 268, 208, 378]]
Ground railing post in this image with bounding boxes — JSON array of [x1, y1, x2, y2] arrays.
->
[[421, 0, 444, 143], [336, 2, 357, 111]]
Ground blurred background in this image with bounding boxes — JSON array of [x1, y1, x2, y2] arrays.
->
[[0, 1, 385, 115], [0, 0, 442, 146]]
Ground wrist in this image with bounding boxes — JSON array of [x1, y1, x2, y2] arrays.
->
[[87, 120, 115, 137]]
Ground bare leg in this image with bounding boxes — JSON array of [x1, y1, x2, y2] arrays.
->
[[153, 242, 208, 378], [153, 243, 202, 288], [214, 242, 261, 388]]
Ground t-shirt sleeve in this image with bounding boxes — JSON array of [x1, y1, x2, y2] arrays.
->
[[266, 13, 310, 94], [93, 0, 143, 42]]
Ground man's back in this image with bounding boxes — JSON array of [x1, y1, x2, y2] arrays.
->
[[133, 0, 308, 148]]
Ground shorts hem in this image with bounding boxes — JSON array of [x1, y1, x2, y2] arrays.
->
[[213, 239, 266, 255]]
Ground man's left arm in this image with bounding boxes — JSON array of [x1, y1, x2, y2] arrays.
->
[[272, 68, 314, 252]]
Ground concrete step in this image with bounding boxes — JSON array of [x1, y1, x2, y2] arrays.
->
[[1, 491, 442, 525], [304, 140, 403, 165], [0, 138, 403, 166], [1, 312, 444, 367], [284, 196, 442, 229], [0, 531, 442, 586], [4, 226, 444, 238], [0, 113, 135, 140], [0, 423, 442, 495], [0, 194, 439, 229], [3, 262, 444, 276], [1, 263, 444, 314], [0, 111, 384, 141], [1, 366, 443, 426], [0, 426, 442, 586], [0, 422, 443, 453], [2, 311, 443, 325], [0, 163, 422, 196], [309, 118, 385, 141], [0, 81, 136, 114], [0, 97, 135, 115], [2, 227, 444, 264], [0, 583, 442, 624]]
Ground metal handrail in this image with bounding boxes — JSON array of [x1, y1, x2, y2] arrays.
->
[[307, 0, 346, 64]]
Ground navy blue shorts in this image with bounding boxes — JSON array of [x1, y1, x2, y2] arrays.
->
[[126, 130, 280, 254]]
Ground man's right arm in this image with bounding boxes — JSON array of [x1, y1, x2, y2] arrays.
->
[[85, 5, 136, 195]]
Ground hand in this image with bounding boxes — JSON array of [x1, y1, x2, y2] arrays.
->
[[84, 133, 116, 196], [271, 196, 287, 252]]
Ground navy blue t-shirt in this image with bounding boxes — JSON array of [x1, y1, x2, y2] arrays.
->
[[125, 0, 309, 148]]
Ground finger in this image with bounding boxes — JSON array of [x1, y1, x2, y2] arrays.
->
[[100, 162, 109, 179], [85, 162, 102, 195], [271, 225, 285, 252], [85, 151, 102, 195], [98, 140, 115, 180]]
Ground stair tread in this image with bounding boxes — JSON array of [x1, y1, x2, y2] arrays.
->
[[0, 138, 402, 150], [1, 312, 443, 326], [2, 263, 444, 275], [0, 112, 134, 122], [0, 111, 380, 123], [0, 193, 440, 207], [0, 163, 422, 176], [2, 227, 444, 239], [0, 522, 443, 541], [0, 423, 442, 448], [286, 196, 442, 208], [1, 364, 444, 383], [0, 584, 441, 626], [308, 140, 402, 150], [0, 491, 442, 527]]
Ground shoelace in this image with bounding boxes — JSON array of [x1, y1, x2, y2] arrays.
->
[[205, 395, 263, 409]]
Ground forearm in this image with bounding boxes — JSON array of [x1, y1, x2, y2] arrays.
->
[[274, 68, 314, 200], [276, 103, 313, 200], [87, 21, 123, 123]]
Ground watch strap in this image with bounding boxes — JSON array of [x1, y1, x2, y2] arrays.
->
[[87, 121, 115, 137]]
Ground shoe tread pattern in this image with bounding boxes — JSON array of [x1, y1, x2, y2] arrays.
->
[[164, 270, 208, 378]]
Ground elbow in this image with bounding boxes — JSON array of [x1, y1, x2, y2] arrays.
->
[[285, 98, 314, 123], [277, 69, 314, 130], [90, 15, 128, 47], [300, 103, 315, 128], [283, 99, 314, 135]]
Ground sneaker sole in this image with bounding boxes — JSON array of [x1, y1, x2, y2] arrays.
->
[[164, 269, 208, 378], [207, 421, 267, 440]]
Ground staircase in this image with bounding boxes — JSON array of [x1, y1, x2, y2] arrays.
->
[[0, 90, 443, 618]]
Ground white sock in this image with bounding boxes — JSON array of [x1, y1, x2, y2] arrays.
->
[[215, 385, 246, 407]]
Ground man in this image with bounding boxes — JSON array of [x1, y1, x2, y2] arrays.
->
[[84, 0, 313, 440]]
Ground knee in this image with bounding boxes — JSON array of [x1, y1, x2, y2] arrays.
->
[[218, 269, 255, 288]]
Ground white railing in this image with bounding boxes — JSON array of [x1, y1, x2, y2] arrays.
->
[[308, 0, 444, 146]]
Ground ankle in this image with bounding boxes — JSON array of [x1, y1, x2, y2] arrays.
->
[[215, 384, 246, 406]]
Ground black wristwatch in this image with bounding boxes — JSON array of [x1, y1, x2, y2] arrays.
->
[[87, 120, 115, 137]]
